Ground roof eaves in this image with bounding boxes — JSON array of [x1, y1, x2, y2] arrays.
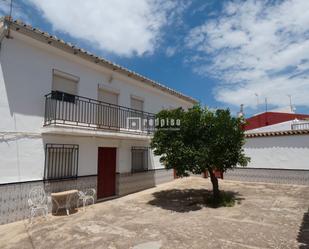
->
[[245, 129, 309, 138]]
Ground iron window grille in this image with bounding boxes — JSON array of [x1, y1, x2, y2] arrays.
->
[[44, 144, 79, 180], [131, 147, 149, 173]]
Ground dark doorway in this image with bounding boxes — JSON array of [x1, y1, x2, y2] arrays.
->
[[97, 147, 116, 199]]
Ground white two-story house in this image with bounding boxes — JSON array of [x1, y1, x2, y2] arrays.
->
[[0, 17, 197, 224]]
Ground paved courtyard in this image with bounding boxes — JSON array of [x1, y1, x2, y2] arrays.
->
[[0, 177, 308, 249]]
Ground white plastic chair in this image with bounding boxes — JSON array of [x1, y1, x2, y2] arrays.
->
[[77, 188, 96, 210], [28, 186, 49, 223]]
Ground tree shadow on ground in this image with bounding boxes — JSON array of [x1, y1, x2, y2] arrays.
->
[[298, 209, 309, 249], [51, 208, 78, 216], [147, 189, 244, 212]]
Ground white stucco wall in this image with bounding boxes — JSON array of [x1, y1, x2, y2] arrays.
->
[[0, 133, 158, 184], [0, 135, 44, 183], [0, 31, 192, 133], [0, 31, 193, 184], [244, 134, 309, 170]]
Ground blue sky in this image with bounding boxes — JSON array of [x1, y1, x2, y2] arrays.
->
[[1, 0, 309, 116]]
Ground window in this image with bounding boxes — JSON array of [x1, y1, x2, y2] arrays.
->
[[51, 91, 76, 103], [52, 70, 78, 103], [98, 89, 118, 105], [44, 144, 79, 180], [130, 97, 144, 131], [97, 89, 119, 128], [131, 147, 148, 173], [131, 97, 143, 111]]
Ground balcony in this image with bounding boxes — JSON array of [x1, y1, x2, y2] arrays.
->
[[44, 91, 156, 135]]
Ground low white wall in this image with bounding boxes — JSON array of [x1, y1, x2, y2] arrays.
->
[[0, 134, 164, 184], [0, 134, 44, 183], [244, 134, 309, 170]]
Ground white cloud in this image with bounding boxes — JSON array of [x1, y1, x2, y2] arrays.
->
[[0, 0, 31, 23], [185, 0, 309, 110], [165, 46, 177, 57], [28, 0, 186, 57]]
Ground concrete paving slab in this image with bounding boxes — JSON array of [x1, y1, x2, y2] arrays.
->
[[0, 177, 308, 249]]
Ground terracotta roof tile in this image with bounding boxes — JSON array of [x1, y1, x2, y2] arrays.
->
[[245, 129, 309, 138]]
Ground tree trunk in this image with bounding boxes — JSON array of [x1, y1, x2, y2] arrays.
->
[[208, 169, 220, 201]]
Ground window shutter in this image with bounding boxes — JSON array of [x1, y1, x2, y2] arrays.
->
[[98, 89, 118, 105], [131, 98, 143, 111], [52, 75, 78, 95]]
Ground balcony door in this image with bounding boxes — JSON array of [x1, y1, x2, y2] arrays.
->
[[130, 97, 144, 131], [50, 70, 79, 123], [97, 89, 119, 129]]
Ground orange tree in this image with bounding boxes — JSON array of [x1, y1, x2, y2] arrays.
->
[[150, 105, 250, 201]]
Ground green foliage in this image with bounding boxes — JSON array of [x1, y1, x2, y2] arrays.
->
[[150, 105, 250, 177]]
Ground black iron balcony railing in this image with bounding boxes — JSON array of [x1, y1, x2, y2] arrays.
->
[[44, 91, 156, 134]]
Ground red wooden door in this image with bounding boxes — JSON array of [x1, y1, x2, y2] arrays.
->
[[97, 147, 116, 199]]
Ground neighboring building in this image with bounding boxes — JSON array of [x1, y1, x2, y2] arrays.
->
[[0, 18, 197, 224], [246, 119, 309, 133], [244, 108, 309, 131], [226, 108, 309, 185]]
